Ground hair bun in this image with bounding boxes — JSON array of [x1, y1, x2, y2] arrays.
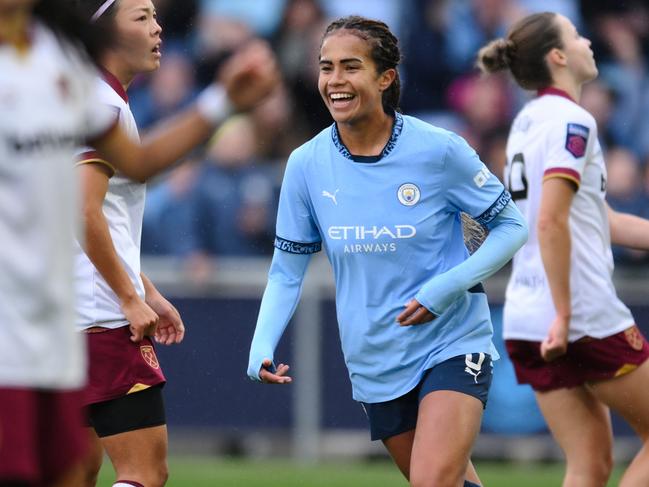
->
[[476, 38, 514, 74]]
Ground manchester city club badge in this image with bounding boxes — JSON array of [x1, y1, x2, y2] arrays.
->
[[397, 183, 421, 206]]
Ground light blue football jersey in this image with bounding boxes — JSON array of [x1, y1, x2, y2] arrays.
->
[[275, 113, 508, 403]]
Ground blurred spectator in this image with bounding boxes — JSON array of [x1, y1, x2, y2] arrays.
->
[[321, 0, 404, 37], [192, 131, 279, 256], [141, 162, 202, 257], [273, 0, 331, 134], [443, 0, 518, 73], [481, 129, 510, 182], [153, 0, 199, 49], [400, 0, 457, 112], [583, 3, 649, 158], [130, 50, 198, 130], [520, 0, 579, 20], [199, 0, 287, 38], [605, 147, 648, 262], [641, 157, 649, 218], [131, 1, 649, 269], [249, 85, 304, 159], [580, 79, 616, 150], [178, 88, 294, 259], [446, 72, 514, 158]]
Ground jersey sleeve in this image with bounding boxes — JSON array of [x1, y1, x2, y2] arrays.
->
[[542, 113, 596, 189], [443, 132, 511, 227], [274, 150, 322, 254], [78, 64, 119, 145], [76, 103, 119, 177], [75, 72, 119, 175]]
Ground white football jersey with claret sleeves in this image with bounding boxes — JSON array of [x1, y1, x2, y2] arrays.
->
[[74, 74, 147, 330], [0, 23, 116, 388], [503, 90, 634, 341]]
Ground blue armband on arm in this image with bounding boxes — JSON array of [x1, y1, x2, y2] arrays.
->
[[247, 247, 312, 380], [414, 201, 528, 315]]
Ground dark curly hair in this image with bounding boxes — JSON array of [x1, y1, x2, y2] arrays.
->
[[321, 15, 402, 114]]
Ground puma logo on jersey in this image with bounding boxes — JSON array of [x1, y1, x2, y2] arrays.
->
[[322, 189, 339, 205], [465, 352, 485, 383]]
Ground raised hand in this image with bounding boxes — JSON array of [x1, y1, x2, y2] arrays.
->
[[219, 39, 280, 112]]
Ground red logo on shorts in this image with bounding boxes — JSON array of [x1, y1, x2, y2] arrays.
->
[[140, 345, 160, 369], [624, 326, 644, 351]]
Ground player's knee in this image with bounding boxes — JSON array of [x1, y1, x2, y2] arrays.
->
[[116, 461, 168, 487], [82, 455, 103, 487], [150, 462, 169, 487], [566, 451, 612, 486], [409, 463, 463, 487], [83, 468, 101, 487]]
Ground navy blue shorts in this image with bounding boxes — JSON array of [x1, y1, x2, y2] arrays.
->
[[361, 353, 492, 441]]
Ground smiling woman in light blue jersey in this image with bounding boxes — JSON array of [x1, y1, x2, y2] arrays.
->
[[248, 16, 527, 487]]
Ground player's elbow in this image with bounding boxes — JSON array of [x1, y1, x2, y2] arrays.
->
[[514, 219, 529, 249], [537, 210, 568, 236]]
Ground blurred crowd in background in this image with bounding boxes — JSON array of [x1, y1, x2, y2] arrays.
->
[[136, 0, 649, 269]]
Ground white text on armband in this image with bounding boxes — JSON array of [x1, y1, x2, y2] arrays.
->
[[475, 190, 511, 227], [327, 225, 416, 240], [274, 236, 322, 254]]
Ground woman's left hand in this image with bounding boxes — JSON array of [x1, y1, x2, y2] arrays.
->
[[397, 299, 436, 326], [147, 293, 186, 345]]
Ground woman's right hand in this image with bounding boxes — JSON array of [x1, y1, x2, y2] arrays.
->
[[219, 40, 280, 112], [259, 358, 292, 384], [121, 296, 159, 343], [540, 315, 570, 362]]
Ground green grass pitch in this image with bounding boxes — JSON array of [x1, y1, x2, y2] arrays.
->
[[97, 457, 624, 486]]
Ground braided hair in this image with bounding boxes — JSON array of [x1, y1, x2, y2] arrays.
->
[[321, 16, 402, 114]]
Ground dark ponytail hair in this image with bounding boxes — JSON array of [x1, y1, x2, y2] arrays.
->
[[477, 12, 562, 90], [321, 15, 402, 114], [33, 0, 115, 64]]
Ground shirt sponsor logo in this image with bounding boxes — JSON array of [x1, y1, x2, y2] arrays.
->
[[6, 131, 83, 154], [328, 225, 416, 240], [514, 274, 546, 288], [397, 183, 420, 206], [344, 243, 397, 253], [328, 225, 416, 254], [565, 123, 589, 158]]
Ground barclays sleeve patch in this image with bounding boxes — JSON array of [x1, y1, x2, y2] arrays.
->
[[565, 123, 589, 158]]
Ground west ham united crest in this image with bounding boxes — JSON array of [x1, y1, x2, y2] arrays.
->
[[397, 183, 421, 206], [624, 326, 644, 351], [140, 345, 160, 369]]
